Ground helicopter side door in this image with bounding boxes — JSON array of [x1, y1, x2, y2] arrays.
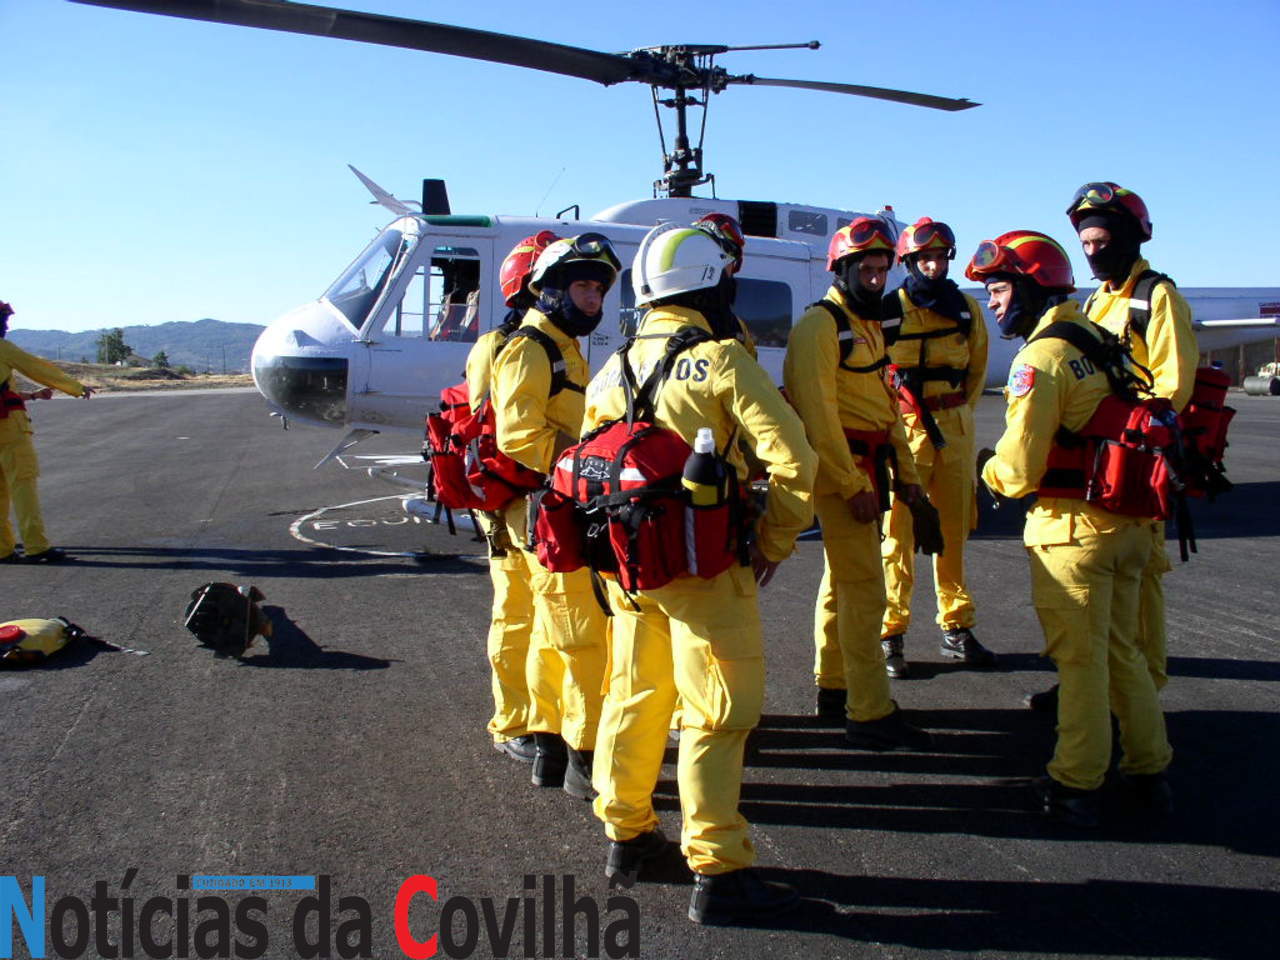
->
[[349, 235, 495, 430]]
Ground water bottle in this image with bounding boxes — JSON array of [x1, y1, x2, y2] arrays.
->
[[682, 427, 724, 506]]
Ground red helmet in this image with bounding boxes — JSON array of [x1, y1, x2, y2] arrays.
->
[[897, 217, 956, 261], [1066, 181, 1152, 241], [693, 213, 747, 272], [499, 231, 559, 306], [826, 217, 896, 271], [964, 230, 1076, 292]]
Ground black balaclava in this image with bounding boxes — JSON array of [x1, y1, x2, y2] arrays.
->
[[498, 292, 532, 336], [652, 270, 740, 340], [902, 256, 970, 324], [0, 303, 10, 339], [536, 260, 613, 338], [1078, 209, 1142, 284], [834, 254, 885, 322]]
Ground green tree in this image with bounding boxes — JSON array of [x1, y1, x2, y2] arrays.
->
[[153, 350, 170, 369], [96, 328, 133, 364]]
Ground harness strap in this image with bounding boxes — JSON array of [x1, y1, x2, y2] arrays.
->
[[811, 300, 890, 374], [503, 326, 586, 397]]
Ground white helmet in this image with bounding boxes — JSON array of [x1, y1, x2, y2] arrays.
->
[[528, 232, 620, 294], [632, 222, 733, 308]]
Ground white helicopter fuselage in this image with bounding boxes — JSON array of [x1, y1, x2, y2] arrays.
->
[[250, 196, 1277, 437]]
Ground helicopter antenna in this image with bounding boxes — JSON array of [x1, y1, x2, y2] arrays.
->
[[534, 166, 567, 218]]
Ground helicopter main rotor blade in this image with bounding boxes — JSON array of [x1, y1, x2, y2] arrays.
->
[[735, 75, 979, 111], [70, 0, 638, 86]]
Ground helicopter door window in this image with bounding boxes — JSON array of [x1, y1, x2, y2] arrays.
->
[[324, 228, 407, 330], [618, 269, 790, 349], [426, 246, 482, 343], [788, 210, 828, 237], [735, 278, 792, 349]]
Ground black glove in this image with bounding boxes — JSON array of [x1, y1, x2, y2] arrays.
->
[[976, 447, 997, 485], [908, 495, 945, 556]]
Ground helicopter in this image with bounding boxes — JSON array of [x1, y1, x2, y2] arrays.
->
[[72, 0, 1280, 472]]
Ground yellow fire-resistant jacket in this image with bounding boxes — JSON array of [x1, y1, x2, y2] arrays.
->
[[981, 300, 1145, 546], [784, 286, 919, 500], [1086, 258, 1197, 412], [886, 286, 989, 449], [491, 308, 589, 475], [0, 340, 87, 444], [464, 327, 508, 413], [583, 306, 816, 563]]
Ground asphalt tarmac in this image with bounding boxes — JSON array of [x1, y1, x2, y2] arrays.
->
[[3, 389, 1278, 960]]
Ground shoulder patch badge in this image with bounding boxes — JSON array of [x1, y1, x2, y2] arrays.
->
[[1008, 363, 1036, 398]]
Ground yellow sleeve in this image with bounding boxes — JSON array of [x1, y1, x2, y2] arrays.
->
[[491, 338, 556, 475], [1145, 285, 1198, 412], [717, 348, 816, 561], [0, 341, 87, 397], [981, 350, 1067, 499], [887, 412, 920, 487], [463, 335, 496, 412], [783, 309, 872, 500], [964, 293, 990, 409]]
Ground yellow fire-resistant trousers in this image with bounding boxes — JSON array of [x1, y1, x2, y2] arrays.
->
[[1028, 522, 1173, 791], [593, 565, 763, 875], [503, 496, 608, 752], [812, 492, 894, 723], [0, 433, 50, 558], [880, 430, 976, 635], [481, 507, 534, 745], [1138, 521, 1172, 690]]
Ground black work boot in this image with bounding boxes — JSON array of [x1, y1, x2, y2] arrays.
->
[[605, 828, 669, 888], [1035, 777, 1100, 829], [1122, 772, 1174, 817], [882, 633, 910, 678], [493, 734, 536, 763], [564, 747, 597, 801], [1023, 683, 1060, 713], [688, 868, 799, 925], [940, 627, 997, 667], [531, 733, 567, 788], [845, 702, 934, 751], [22, 547, 72, 564], [815, 687, 847, 724]]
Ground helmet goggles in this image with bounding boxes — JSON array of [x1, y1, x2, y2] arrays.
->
[[965, 240, 1020, 281], [567, 232, 622, 272]]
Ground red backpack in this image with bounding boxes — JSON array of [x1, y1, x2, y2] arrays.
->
[[1087, 270, 1236, 499], [1032, 320, 1198, 559], [530, 328, 748, 595], [423, 327, 583, 513]]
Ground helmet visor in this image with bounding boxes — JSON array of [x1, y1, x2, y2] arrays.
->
[[850, 218, 895, 248], [966, 239, 1019, 280], [571, 232, 622, 271]]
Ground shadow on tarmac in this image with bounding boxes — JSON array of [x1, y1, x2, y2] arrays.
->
[[236, 605, 394, 671], [651, 709, 1280, 858], [56, 545, 484, 577], [733, 868, 1279, 958]]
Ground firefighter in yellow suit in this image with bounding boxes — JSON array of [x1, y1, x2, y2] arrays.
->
[[469, 232, 558, 764], [784, 218, 932, 750], [1066, 182, 1197, 696], [0, 301, 92, 564], [490, 234, 619, 800], [583, 223, 816, 925], [879, 218, 994, 677], [968, 231, 1172, 827]]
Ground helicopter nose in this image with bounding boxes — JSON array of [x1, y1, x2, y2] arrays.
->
[[250, 302, 353, 426]]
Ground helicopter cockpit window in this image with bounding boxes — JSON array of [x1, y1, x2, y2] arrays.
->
[[420, 246, 481, 343], [617, 269, 790, 349], [788, 211, 828, 237], [324, 228, 409, 330]]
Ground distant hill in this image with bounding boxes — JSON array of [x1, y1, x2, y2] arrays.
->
[[7, 318, 265, 373]]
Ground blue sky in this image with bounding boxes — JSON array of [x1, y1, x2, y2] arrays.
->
[[2, 0, 1278, 333]]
